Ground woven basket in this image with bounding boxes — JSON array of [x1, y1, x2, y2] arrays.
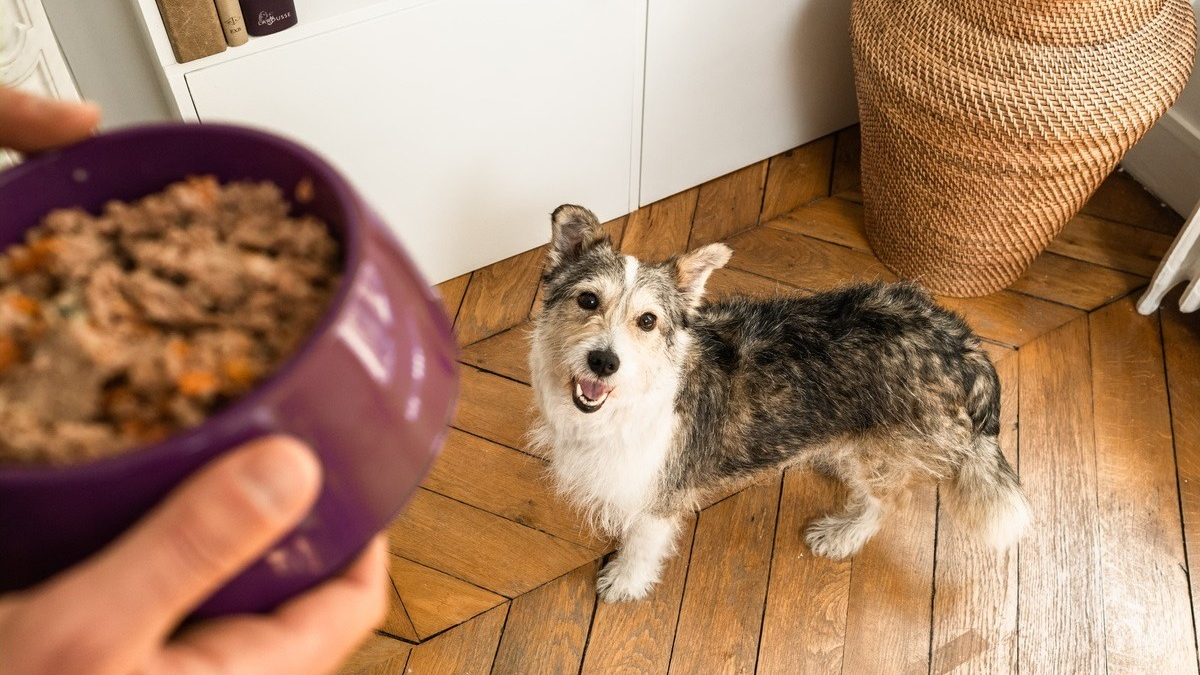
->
[[851, 0, 1196, 297]]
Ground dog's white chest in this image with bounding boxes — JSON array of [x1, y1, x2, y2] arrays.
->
[[532, 370, 677, 533]]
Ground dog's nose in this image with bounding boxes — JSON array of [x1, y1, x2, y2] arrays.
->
[[587, 349, 620, 376]]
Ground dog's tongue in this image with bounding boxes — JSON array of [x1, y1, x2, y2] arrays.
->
[[580, 379, 611, 400]]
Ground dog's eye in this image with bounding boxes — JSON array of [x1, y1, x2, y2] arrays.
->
[[637, 313, 657, 331], [577, 292, 599, 310]]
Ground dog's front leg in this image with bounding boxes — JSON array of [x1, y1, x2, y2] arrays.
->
[[596, 513, 680, 602]]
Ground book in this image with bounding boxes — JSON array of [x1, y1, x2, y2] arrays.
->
[[239, 0, 298, 37], [213, 0, 249, 47], [155, 0, 226, 64]]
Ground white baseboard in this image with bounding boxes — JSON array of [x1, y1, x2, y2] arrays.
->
[[1122, 109, 1200, 218]]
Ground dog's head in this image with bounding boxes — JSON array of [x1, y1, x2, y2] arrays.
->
[[533, 204, 731, 414]]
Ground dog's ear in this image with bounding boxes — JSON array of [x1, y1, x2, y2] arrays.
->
[[675, 243, 732, 309], [548, 204, 607, 270]]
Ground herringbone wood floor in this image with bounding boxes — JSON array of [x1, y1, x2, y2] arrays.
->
[[338, 126, 1200, 675]]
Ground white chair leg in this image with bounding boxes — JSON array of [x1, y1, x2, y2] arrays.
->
[[1137, 197, 1200, 315]]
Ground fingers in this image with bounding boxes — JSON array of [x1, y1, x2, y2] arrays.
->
[[148, 536, 391, 675], [0, 87, 101, 153], [44, 437, 321, 667]]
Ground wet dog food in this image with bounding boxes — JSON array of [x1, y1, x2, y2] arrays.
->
[[0, 176, 340, 466]]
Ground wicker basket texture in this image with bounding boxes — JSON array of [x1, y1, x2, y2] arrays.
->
[[851, 0, 1196, 296]]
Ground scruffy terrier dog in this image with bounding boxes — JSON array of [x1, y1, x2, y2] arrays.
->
[[530, 205, 1031, 602]]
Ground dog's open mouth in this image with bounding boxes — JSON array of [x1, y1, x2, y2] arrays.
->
[[572, 378, 613, 413]]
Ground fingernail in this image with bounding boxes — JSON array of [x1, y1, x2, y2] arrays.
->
[[239, 438, 321, 517]]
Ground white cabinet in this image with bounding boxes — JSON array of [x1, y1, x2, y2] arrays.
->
[[135, 0, 645, 284], [130, 0, 857, 283], [640, 0, 858, 205]]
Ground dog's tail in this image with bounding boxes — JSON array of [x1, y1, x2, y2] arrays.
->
[[942, 434, 1030, 550]]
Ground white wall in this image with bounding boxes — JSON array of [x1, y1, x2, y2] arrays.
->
[[41, 0, 172, 128], [1122, 0, 1200, 218]]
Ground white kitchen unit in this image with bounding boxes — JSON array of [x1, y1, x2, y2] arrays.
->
[[640, 0, 858, 204], [131, 0, 645, 284], [130, 0, 856, 284]]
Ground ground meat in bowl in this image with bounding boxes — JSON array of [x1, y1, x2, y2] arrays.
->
[[0, 176, 341, 466]]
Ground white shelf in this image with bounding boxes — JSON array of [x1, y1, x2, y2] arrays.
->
[[130, 0, 435, 114]]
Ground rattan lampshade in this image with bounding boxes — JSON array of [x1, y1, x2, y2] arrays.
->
[[851, 0, 1196, 297]]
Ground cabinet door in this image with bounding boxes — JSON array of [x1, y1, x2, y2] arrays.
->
[[186, 0, 645, 284], [640, 0, 857, 205]]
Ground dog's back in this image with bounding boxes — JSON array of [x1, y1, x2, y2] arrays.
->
[[673, 281, 1028, 551]]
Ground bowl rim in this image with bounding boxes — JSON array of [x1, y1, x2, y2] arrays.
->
[[0, 122, 365, 484]]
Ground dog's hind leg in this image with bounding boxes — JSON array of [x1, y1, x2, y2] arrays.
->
[[804, 457, 885, 560], [597, 513, 681, 602]]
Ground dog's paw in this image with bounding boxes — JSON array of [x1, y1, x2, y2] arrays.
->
[[596, 559, 656, 603], [804, 515, 872, 560]]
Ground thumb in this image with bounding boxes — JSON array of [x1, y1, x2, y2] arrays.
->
[[0, 87, 101, 153], [27, 436, 322, 673]]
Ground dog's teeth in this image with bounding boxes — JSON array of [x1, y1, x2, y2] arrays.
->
[[572, 380, 609, 408]]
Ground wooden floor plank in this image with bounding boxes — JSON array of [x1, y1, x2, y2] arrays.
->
[[602, 212, 630, 249], [1090, 298, 1197, 674], [706, 267, 800, 301], [404, 604, 509, 675], [756, 470, 852, 675], [840, 482, 938, 675], [668, 476, 781, 675], [766, 197, 867, 250], [836, 187, 863, 204], [831, 124, 861, 194], [380, 575, 420, 642], [386, 489, 598, 598], [388, 554, 506, 641], [433, 272, 471, 326], [491, 561, 599, 675], [1018, 317, 1106, 675], [454, 246, 543, 347], [1009, 252, 1145, 310], [1081, 169, 1183, 236], [980, 341, 1015, 364], [622, 188, 699, 262], [580, 516, 697, 675], [725, 226, 897, 290], [761, 136, 835, 221], [421, 429, 607, 551], [452, 367, 537, 455], [337, 634, 413, 675], [938, 292, 1081, 349], [1161, 297, 1200, 660], [690, 161, 768, 249], [459, 323, 533, 385], [767, 197, 1135, 315], [930, 355, 1019, 675], [1046, 214, 1172, 277]]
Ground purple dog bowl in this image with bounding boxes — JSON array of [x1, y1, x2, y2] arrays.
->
[[0, 124, 458, 616]]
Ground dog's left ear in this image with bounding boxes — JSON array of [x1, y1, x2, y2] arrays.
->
[[675, 243, 732, 309], [548, 204, 608, 271]]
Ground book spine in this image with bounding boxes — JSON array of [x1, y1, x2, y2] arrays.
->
[[238, 0, 298, 37], [213, 0, 249, 47], [154, 0, 227, 64]]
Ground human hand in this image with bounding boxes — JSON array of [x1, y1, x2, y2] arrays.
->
[[0, 437, 389, 675], [0, 86, 101, 153]]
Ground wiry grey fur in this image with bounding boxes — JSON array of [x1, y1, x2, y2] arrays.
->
[[530, 205, 1030, 602]]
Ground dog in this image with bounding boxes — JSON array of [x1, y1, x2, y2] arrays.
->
[[529, 205, 1030, 602]]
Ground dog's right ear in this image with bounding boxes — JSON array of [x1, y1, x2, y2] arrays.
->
[[548, 204, 607, 270]]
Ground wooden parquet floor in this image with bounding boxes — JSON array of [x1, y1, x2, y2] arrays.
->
[[338, 127, 1200, 675]]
